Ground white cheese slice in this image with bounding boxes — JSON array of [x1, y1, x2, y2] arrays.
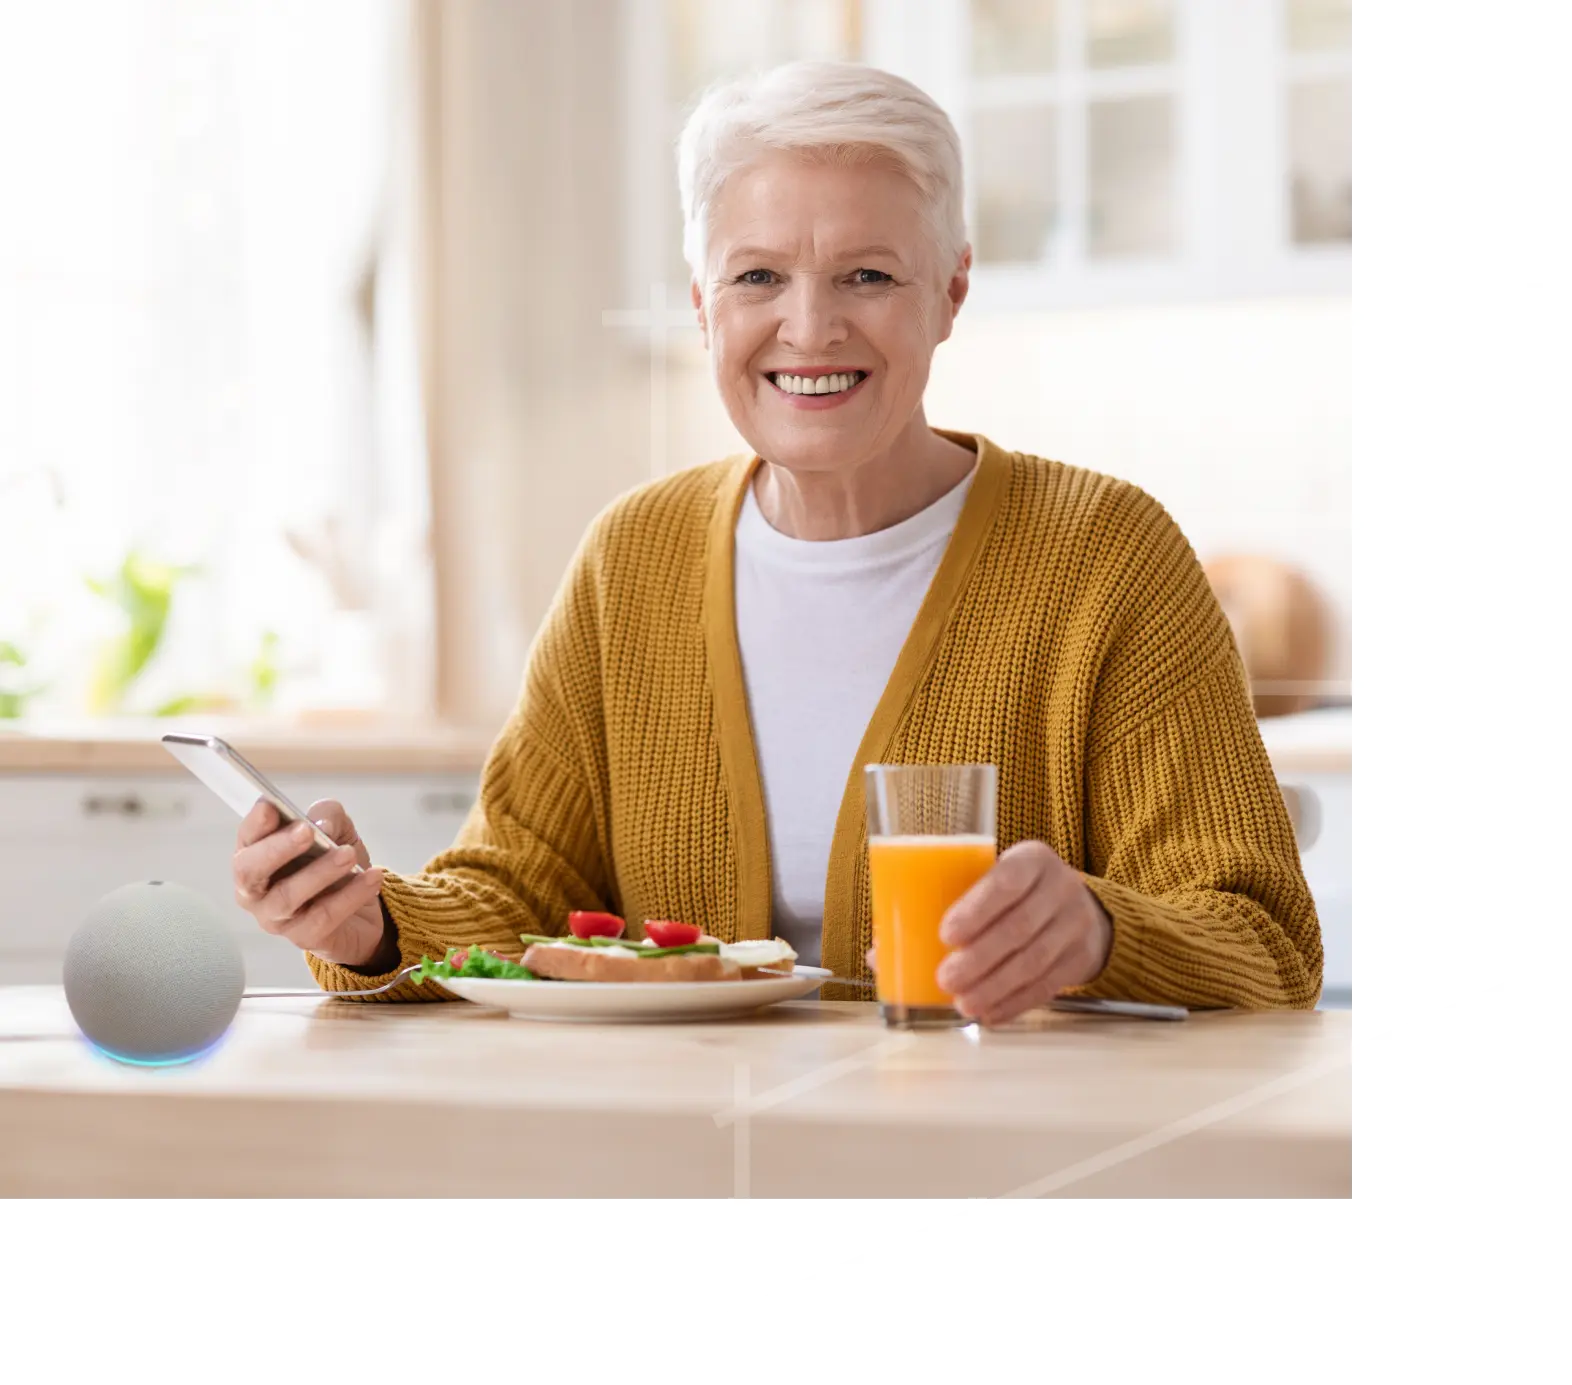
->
[[719, 938, 798, 969]]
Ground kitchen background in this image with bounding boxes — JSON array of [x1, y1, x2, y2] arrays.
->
[[0, 0, 1352, 1002]]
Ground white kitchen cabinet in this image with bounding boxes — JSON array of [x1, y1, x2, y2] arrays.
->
[[0, 771, 479, 988], [1285, 770, 1351, 1005]]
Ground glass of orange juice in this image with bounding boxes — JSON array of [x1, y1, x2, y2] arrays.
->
[[865, 763, 997, 1029]]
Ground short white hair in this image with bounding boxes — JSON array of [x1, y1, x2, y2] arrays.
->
[[676, 60, 966, 284]]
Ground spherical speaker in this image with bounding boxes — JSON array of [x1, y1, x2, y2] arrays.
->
[[63, 881, 244, 1065]]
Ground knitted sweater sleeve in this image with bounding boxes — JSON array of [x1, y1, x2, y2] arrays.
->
[[1071, 489, 1324, 1010], [307, 523, 615, 1001]]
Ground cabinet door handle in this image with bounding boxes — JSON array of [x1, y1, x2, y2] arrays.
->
[[1278, 783, 1322, 852], [81, 792, 190, 820], [417, 791, 474, 816]]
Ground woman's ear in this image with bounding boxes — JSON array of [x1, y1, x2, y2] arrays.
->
[[691, 277, 709, 348], [937, 245, 972, 345]]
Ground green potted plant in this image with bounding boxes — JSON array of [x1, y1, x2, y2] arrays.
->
[[82, 551, 202, 715], [0, 638, 47, 719]]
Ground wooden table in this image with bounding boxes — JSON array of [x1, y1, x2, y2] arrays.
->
[[0, 988, 1350, 1197]]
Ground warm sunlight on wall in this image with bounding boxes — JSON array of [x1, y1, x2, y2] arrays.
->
[[660, 295, 1352, 683]]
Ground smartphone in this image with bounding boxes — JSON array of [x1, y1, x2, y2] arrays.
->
[[161, 733, 361, 886]]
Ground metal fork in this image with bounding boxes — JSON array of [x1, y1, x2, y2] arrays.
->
[[243, 964, 425, 1002]]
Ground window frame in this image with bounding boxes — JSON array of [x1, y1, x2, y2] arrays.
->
[[862, 0, 1350, 310], [620, 0, 1351, 316]]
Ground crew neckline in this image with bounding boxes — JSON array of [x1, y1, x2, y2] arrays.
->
[[736, 458, 979, 571]]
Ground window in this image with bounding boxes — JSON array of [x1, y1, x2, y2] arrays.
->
[[936, 0, 1350, 307], [968, 0, 1183, 269], [0, 0, 428, 723], [648, 0, 1355, 311], [622, 0, 860, 311], [1285, 0, 1353, 246]]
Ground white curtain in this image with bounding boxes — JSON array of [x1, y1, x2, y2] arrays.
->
[[0, 0, 435, 722]]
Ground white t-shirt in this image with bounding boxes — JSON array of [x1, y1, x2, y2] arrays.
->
[[733, 463, 978, 965]]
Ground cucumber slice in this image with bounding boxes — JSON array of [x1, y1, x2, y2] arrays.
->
[[518, 934, 720, 957]]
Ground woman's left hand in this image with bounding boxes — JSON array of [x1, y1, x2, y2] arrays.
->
[[867, 840, 1114, 1025]]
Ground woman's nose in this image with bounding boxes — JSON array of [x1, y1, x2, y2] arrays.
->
[[776, 276, 849, 354]]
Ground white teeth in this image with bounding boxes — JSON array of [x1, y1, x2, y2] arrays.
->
[[772, 371, 864, 395]]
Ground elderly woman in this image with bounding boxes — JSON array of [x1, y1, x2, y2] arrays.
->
[[231, 62, 1321, 1019]]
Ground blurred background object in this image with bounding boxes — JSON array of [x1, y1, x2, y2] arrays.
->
[[1203, 553, 1333, 718]]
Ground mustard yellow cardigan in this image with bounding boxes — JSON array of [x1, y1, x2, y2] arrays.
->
[[310, 433, 1322, 1008]]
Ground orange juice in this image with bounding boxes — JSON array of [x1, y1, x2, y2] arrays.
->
[[868, 834, 997, 1009]]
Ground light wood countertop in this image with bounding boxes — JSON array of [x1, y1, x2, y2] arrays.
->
[[0, 717, 496, 775], [0, 987, 1350, 1197], [0, 707, 1351, 777]]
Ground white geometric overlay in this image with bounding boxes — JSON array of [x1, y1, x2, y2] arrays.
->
[[707, 282, 1565, 1339]]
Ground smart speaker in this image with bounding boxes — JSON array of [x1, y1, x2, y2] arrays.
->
[[63, 881, 245, 1065]]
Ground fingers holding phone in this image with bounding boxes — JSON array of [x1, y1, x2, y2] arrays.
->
[[232, 797, 389, 968], [300, 798, 372, 870]]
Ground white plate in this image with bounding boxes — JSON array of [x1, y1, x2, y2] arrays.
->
[[435, 966, 834, 1023]]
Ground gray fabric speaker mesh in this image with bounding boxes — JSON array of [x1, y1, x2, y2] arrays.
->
[[63, 881, 245, 1061]]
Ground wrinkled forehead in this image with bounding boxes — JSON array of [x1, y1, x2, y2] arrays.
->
[[705, 152, 935, 273]]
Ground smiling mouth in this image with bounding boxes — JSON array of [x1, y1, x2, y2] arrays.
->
[[766, 370, 869, 397]]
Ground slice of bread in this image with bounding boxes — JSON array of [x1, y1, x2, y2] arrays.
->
[[522, 943, 742, 984], [718, 938, 798, 979], [739, 961, 793, 980]]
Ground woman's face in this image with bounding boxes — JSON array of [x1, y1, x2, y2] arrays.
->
[[694, 152, 969, 475]]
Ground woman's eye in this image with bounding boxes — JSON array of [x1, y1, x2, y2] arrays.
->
[[853, 268, 893, 285], [737, 269, 776, 287]]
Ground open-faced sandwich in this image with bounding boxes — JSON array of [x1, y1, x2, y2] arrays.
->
[[410, 912, 797, 988]]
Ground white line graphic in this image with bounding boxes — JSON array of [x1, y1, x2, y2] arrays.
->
[[602, 287, 700, 480], [1000, 1049, 1350, 1198], [714, 1032, 919, 1130], [704, 282, 1559, 1339]]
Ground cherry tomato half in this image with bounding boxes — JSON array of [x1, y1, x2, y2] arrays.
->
[[644, 919, 701, 947], [568, 911, 626, 940]]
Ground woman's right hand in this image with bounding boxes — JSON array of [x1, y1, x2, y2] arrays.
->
[[232, 798, 391, 970]]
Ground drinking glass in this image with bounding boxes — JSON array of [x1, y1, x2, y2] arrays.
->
[[865, 764, 998, 1029]]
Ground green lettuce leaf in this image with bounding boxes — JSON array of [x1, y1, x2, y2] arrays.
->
[[411, 947, 537, 983]]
